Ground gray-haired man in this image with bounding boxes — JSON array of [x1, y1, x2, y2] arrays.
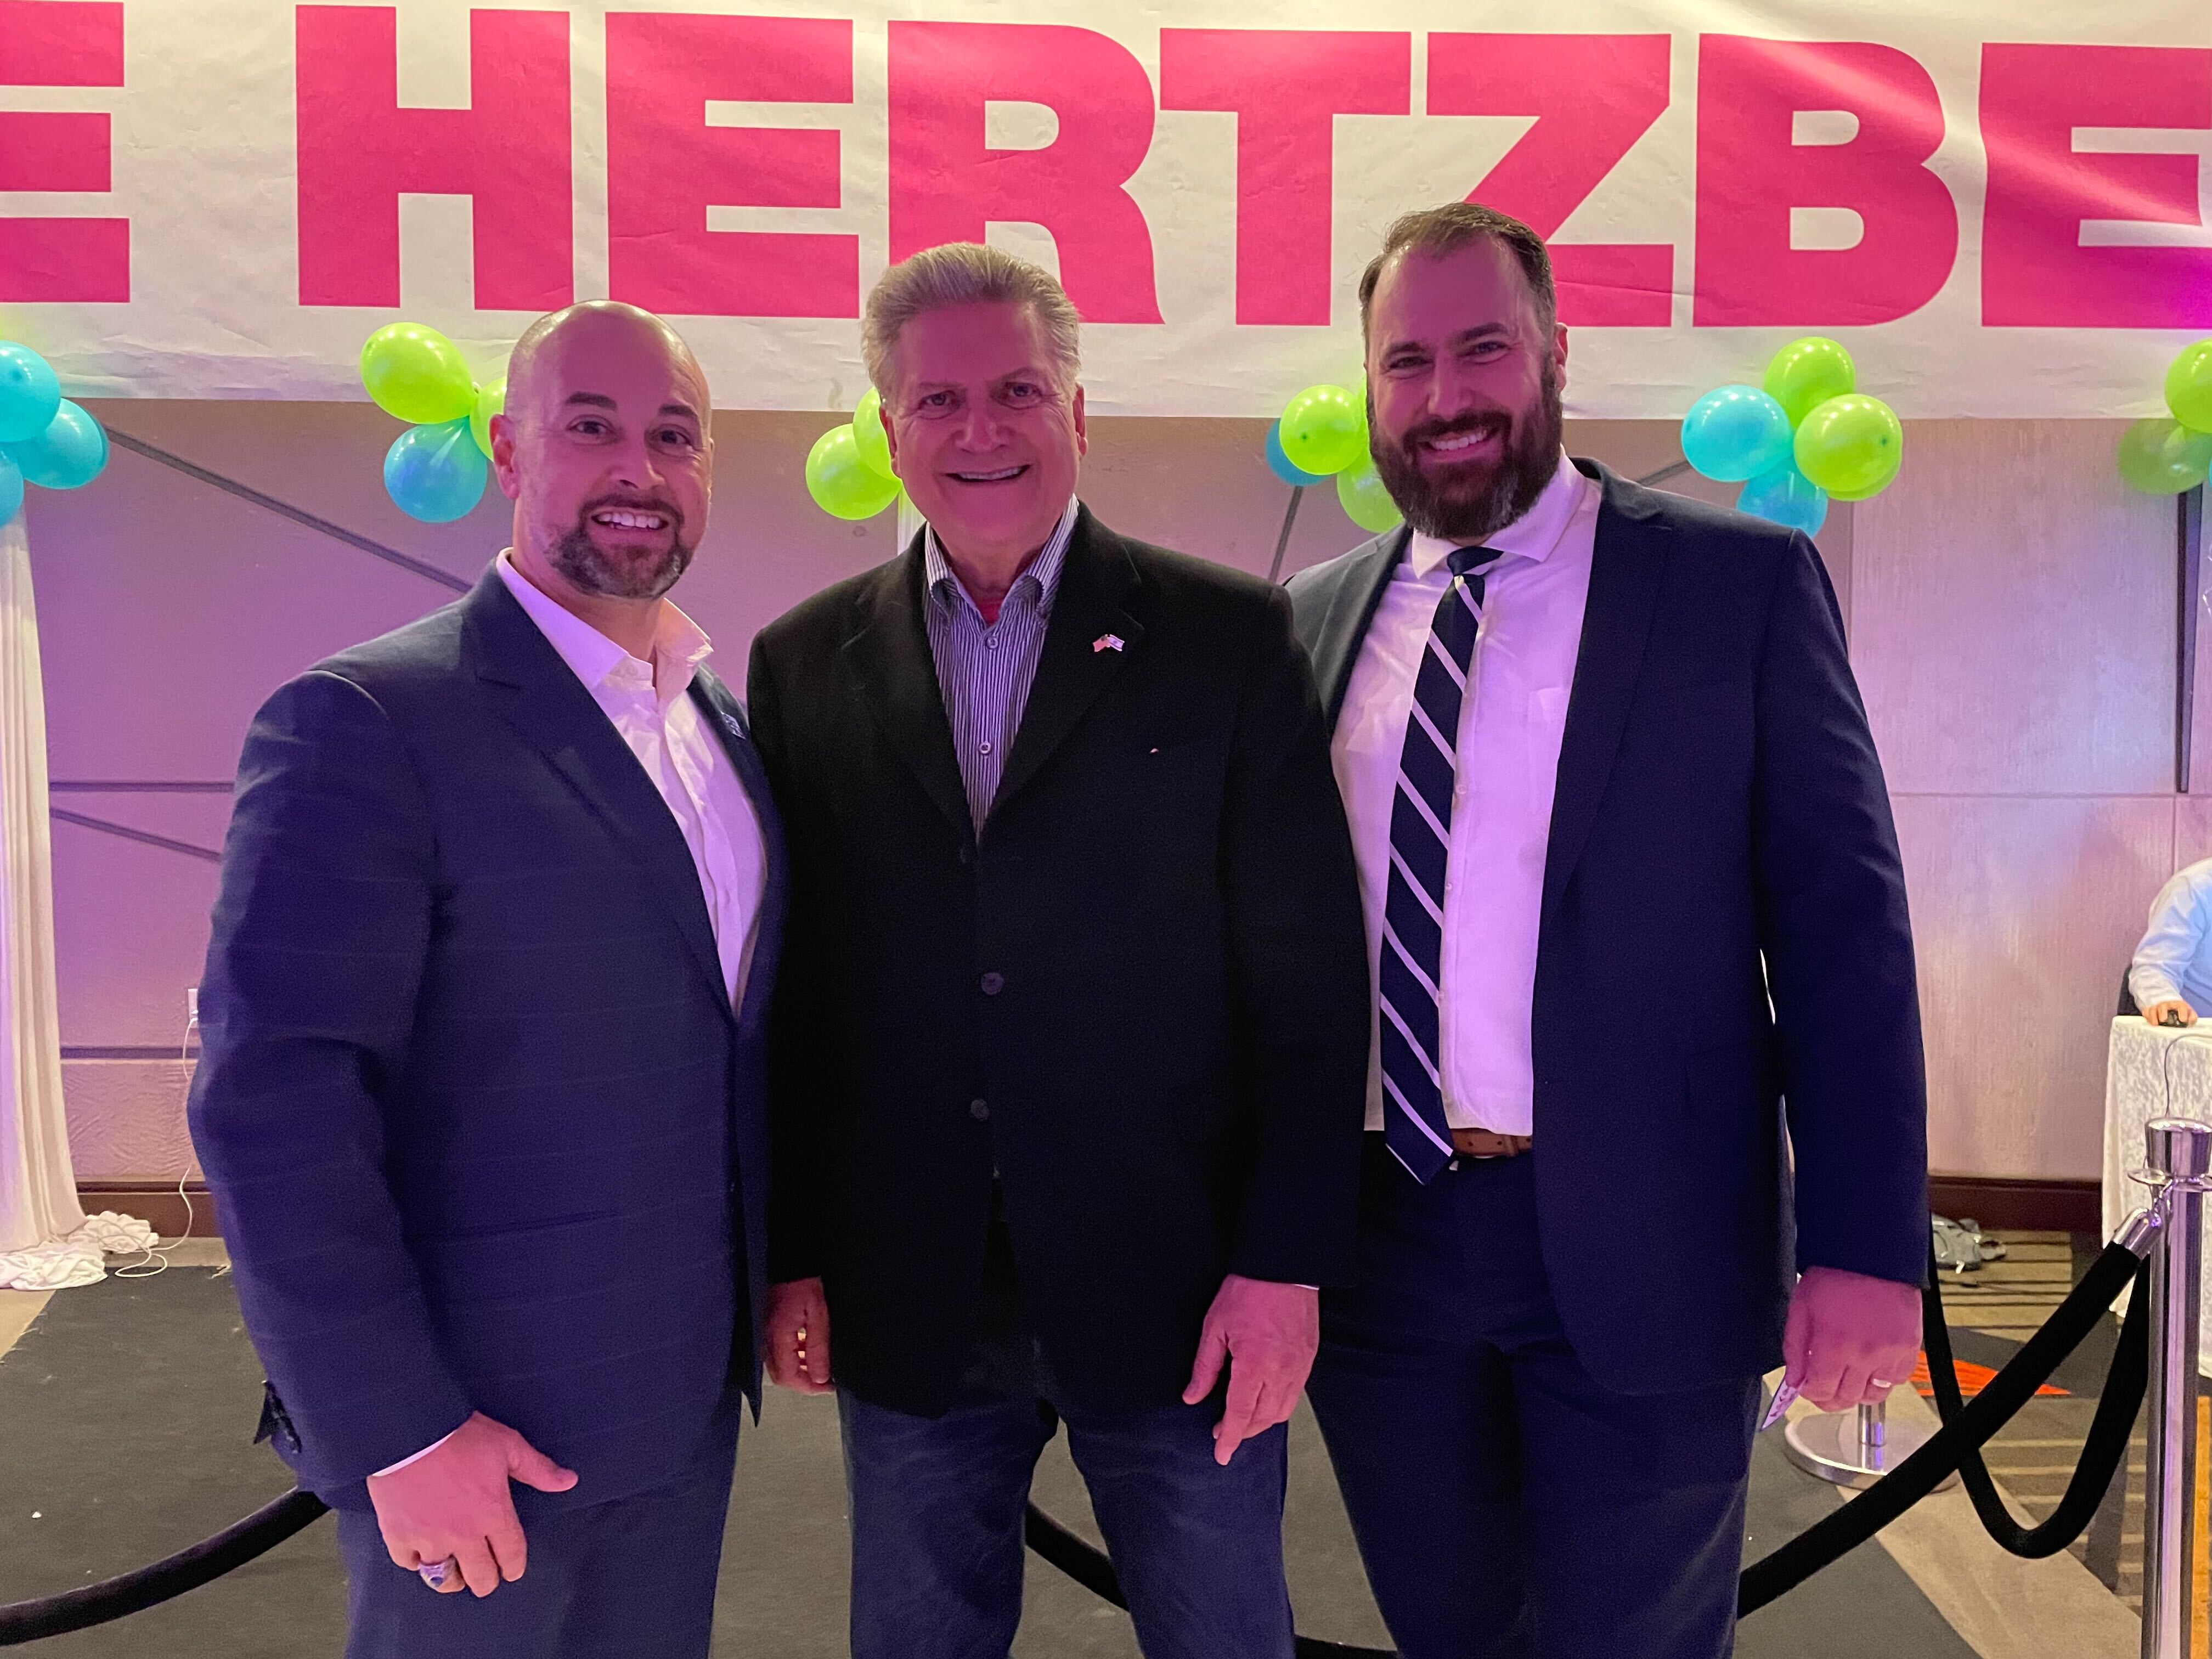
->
[[746, 243, 1371, 1658]]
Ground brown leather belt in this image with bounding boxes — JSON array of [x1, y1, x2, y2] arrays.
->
[[1450, 1128, 1533, 1160]]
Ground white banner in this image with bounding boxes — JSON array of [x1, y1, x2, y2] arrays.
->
[[2, 0, 2209, 417]]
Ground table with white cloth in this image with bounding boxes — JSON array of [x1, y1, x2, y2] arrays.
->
[[2101, 1016, 2212, 1373]]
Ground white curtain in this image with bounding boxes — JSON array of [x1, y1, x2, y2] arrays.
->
[[0, 515, 150, 1287]]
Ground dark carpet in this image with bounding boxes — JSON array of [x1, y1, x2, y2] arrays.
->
[[0, 1269, 1977, 1656]]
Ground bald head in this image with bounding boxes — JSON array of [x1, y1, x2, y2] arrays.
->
[[491, 301, 714, 606]]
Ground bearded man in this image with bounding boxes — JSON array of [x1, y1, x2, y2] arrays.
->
[[1284, 204, 1930, 1659], [190, 301, 782, 1658]]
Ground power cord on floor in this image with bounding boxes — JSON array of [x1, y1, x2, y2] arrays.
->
[[113, 1001, 201, 1280]]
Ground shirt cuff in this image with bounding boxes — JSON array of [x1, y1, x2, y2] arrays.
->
[[371, 1423, 464, 1479]]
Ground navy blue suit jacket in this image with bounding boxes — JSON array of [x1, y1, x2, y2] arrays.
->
[[1287, 460, 1928, 1393], [189, 568, 785, 1510]]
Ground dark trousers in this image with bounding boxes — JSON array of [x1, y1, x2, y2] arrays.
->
[[837, 1196, 1295, 1659], [1306, 1138, 1760, 1659], [335, 1390, 742, 1659]]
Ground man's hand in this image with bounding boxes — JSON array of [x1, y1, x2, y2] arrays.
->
[[365, 1412, 577, 1597], [1784, 1266, 1922, 1413], [2146, 1000, 2198, 1029], [1182, 1276, 1318, 1467], [765, 1277, 832, 1394]]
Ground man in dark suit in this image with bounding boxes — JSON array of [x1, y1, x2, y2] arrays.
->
[[1286, 203, 1928, 1658], [747, 243, 1369, 1659], [189, 301, 784, 1658]]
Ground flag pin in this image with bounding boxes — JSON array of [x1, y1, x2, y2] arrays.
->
[[1093, 633, 1126, 653], [722, 713, 742, 735]]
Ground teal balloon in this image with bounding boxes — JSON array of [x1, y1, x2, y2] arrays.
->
[[5, 399, 106, 489], [1265, 421, 1328, 488], [0, 455, 21, 525], [1738, 464, 1828, 537], [1681, 386, 1793, 483], [0, 344, 60, 444], [384, 419, 487, 523]]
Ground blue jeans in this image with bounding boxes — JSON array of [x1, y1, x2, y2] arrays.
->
[[839, 1386, 1293, 1659]]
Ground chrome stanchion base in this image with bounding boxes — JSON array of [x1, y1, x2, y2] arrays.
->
[[1782, 1400, 1959, 1493]]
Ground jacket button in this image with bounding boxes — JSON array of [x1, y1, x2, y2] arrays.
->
[[980, 972, 1005, 996], [958, 845, 974, 865], [970, 1098, 990, 1121]]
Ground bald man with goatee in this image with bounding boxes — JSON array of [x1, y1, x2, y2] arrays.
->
[[190, 302, 785, 1658]]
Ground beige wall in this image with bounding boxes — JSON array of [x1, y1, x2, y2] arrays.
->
[[22, 404, 2177, 1186]]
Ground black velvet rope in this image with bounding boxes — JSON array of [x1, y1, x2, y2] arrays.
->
[[0, 1243, 2153, 1648]]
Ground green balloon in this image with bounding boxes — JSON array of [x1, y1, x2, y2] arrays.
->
[[2117, 417, 2212, 495], [360, 323, 475, 426], [1279, 385, 1367, 477], [469, 376, 505, 457], [1792, 394, 1902, 501], [2168, 340, 2212, 435], [1763, 338, 1857, 428], [806, 425, 900, 520], [853, 387, 896, 479], [1335, 456, 1403, 534]]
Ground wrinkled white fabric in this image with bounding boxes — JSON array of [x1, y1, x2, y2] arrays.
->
[[0, 516, 85, 1260], [0, 1210, 155, 1290]]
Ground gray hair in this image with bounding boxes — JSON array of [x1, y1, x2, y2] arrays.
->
[[861, 243, 1082, 396]]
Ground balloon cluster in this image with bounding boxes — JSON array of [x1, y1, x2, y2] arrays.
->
[[805, 389, 902, 520], [360, 323, 505, 523], [0, 340, 109, 526], [1680, 339, 1902, 537], [1266, 385, 1399, 534], [2117, 341, 2212, 495]]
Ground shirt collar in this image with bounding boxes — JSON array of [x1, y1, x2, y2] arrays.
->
[[924, 498, 1080, 620], [495, 550, 713, 712], [1405, 453, 1590, 579]]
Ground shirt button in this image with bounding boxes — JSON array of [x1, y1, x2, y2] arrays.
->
[[980, 972, 1005, 996], [979, 741, 994, 755], [985, 636, 1001, 651], [970, 1098, 991, 1121]]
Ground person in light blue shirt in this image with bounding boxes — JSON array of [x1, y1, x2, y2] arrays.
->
[[2131, 858, 2212, 1026]]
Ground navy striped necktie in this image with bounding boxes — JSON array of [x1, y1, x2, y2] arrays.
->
[[1379, 544, 1504, 1183]]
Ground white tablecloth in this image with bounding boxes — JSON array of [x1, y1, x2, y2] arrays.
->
[[2102, 1017, 2212, 1370]]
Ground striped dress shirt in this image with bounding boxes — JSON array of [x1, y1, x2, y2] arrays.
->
[[922, 499, 1079, 831]]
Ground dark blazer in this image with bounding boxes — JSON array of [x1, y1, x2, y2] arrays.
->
[[747, 506, 1370, 1419], [1288, 460, 1928, 1396], [188, 568, 785, 1511]]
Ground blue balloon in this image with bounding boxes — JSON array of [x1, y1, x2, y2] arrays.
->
[[1265, 420, 1329, 488], [1681, 385, 1794, 483], [384, 419, 488, 523], [1738, 463, 1829, 537], [0, 344, 60, 445], [4, 399, 106, 489], [0, 455, 21, 526]]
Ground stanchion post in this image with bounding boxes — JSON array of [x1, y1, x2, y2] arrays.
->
[[2142, 1118, 2209, 1659]]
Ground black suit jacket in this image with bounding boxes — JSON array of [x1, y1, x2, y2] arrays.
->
[[190, 569, 785, 1507], [747, 506, 1370, 1417], [1288, 461, 1929, 1395]]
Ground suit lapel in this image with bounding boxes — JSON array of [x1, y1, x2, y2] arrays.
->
[[462, 571, 727, 1011], [993, 507, 1144, 821], [689, 670, 787, 1040], [1540, 464, 1672, 926], [842, 538, 974, 837], [1310, 528, 1409, 736]]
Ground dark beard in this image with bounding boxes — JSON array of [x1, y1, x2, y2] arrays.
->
[[547, 499, 694, 601], [1370, 361, 1563, 544]]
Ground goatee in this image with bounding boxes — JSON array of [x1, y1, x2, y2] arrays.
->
[[1370, 360, 1563, 544], [548, 500, 694, 601]]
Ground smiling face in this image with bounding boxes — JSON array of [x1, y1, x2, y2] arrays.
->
[[881, 300, 1085, 567], [491, 304, 713, 602], [1365, 236, 1568, 543]]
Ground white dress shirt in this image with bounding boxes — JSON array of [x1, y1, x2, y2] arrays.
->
[[1331, 454, 1599, 1136], [2131, 858, 2212, 1016], [373, 554, 768, 1480]]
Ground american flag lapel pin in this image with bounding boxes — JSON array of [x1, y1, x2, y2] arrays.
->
[[1093, 633, 1126, 653], [721, 713, 743, 736]]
